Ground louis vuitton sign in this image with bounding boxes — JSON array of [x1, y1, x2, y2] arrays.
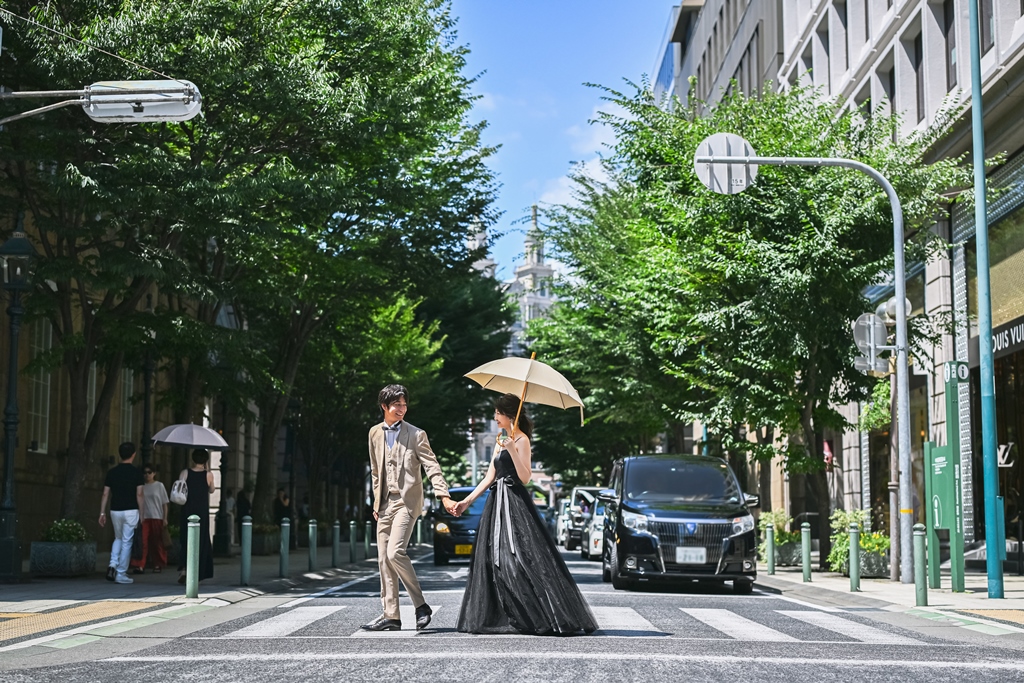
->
[[968, 314, 1024, 367]]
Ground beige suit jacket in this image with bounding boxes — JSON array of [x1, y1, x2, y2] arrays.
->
[[369, 421, 450, 515]]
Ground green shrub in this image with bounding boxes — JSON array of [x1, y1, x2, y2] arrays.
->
[[41, 519, 89, 543], [757, 509, 800, 559], [826, 508, 890, 572]]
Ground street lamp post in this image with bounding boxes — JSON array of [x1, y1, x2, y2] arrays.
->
[[140, 295, 156, 467], [0, 227, 37, 581]]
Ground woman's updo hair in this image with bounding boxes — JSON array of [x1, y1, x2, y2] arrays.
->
[[191, 448, 210, 466], [495, 393, 533, 440]]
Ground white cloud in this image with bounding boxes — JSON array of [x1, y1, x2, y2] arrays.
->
[[566, 102, 626, 155], [539, 157, 609, 207]]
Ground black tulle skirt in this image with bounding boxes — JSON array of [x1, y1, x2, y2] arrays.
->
[[456, 475, 598, 636]]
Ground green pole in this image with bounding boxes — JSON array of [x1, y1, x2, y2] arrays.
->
[[914, 523, 928, 606], [416, 517, 423, 546], [849, 522, 860, 592], [308, 519, 317, 572], [349, 520, 357, 563], [240, 515, 252, 586], [186, 514, 200, 599], [364, 520, 372, 558], [332, 520, 340, 568], [801, 522, 811, 582], [279, 518, 290, 578], [766, 523, 775, 576]]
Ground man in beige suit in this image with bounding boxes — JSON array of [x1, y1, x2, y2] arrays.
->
[[361, 384, 458, 632]]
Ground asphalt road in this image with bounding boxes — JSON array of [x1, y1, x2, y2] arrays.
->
[[4, 547, 1024, 683]]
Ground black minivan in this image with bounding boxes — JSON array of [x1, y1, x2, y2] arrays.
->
[[600, 454, 759, 594]]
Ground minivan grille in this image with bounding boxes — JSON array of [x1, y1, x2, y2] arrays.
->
[[649, 520, 731, 567]]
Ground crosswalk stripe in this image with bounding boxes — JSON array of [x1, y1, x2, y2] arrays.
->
[[778, 610, 923, 644], [591, 606, 662, 634], [350, 605, 439, 638], [681, 608, 798, 641], [225, 606, 346, 638]]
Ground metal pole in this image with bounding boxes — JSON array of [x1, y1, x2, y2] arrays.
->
[[849, 522, 861, 592], [349, 520, 357, 564], [801, 522, 812, 582], [967, 0, 1003, 600], [695, 153, 914, 583], [0, 288, 23, 580], [308, 519, 317, 571], [364, 520, 372, 558], [416, 518, 423, 547], [766, 523, 775, 575], [186, 514, 200, 599], [240, 516, 252, 586], [332, 520, 340, 568], [914, 523, 928, 606], [140, 296, 155, 468], [279, 518, 290, 578], [1018, 516, 1023, 576]]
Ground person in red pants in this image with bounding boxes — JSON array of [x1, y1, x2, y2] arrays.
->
[[131, 466, 169, 573]]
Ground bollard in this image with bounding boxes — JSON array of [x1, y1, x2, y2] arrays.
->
[[801, 522, 812, 582], [365, 520, 372, 558], [766, 523, 776, 576], [349, 520, 357, 563], [186, 514, 200, 599], [308, 519, 318, 572], [416, 518, 423, 546], [279, 518, 290, 578], [914, 523, 928, 606], [332, 520, 341, 568], [240, 515, 252, 586], [849, 522, 861, 592]]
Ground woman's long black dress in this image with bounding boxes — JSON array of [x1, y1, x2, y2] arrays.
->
[[178, 468, 214, 581], [457, 449, 598, 635]]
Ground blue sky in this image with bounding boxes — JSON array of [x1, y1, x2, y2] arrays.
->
[[449, 1, 674, 279]]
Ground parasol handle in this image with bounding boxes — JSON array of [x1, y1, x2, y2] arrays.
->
[[511, 352, 536, 437]]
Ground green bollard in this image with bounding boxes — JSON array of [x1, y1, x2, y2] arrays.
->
[[365, 520, 372, 558], [186, 514, 200, 599], [849, 522, 861, 592], [914, 523, 928, 606], [279, 518, 290, 578], [801, 522, 812, 582], [766, 523, 776, 576], [349, 520, 357, 563], [416, 518, 423, 546], [332, 520, 340, 568], [308, 519, 318, 572], [240, 515, 252, 586]]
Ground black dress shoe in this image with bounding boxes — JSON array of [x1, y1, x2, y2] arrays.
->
[[106, 566, 116, 582], [415, 604, 433, 631], [360, 615, 402, 631]]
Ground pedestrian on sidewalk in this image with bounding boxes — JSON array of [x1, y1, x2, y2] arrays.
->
[[98, 442, 144, 585], [360, 384, 458, 633], [273, 489, 292, 527], [130, 466, 169, 574], [176, 448, 215, 585]]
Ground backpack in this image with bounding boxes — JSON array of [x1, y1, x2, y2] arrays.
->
[[170, 476, 188, 505]]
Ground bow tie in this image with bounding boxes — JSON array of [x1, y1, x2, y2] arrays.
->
[[383, 422, 401, 432]]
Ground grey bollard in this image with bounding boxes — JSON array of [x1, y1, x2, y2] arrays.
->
[[365, 520, 372, 558], [279, 518, 290, 578], [186, 514, 200, 599], [766, 523, 775, 576], [240, 515, 252, 586], [849, 522, 861, 592], [332, 520, 340, 568], [349, 520, 357, 563], [308, 519, 318, 571], [914, 523, 928, 606], [801, 522, 811, 582]]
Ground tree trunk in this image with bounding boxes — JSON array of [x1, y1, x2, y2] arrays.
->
[[805, 466, 832, 571]]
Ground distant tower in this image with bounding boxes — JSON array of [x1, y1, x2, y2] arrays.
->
[[467, 220, 496, 278], [506, 205, 556, 356]]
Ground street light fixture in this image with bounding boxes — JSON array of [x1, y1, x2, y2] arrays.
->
[[0, 223, 38, 581]]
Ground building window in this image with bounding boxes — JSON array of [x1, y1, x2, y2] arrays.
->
[[27, 321, 52, 452], [913, 33, 924, 123], [944, 0, 957, 91], [981, 0, 994, 54], [120, 368, 134, 445], [835, 2, 849, 74]]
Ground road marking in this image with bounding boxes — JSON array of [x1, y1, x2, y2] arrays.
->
[[443, 568, 469, 580], [277, 575, 376, 608], [907, 608, 1024, 635], [0, 601, 155, 644], [103, 653, 1023, 670], [590, 606, 663, 635], [349, 604, 439, 637], [224, 606, 346, 638], [778, 610, 923, 644], [771, 594, 846, 612], [681, 608, 798, 641]]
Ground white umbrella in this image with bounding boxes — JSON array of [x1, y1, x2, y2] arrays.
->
[[465, 352, 584, 432], [152, 424, 228, 449]]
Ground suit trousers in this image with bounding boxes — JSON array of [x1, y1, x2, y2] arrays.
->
[[376, 493, 423, 620]]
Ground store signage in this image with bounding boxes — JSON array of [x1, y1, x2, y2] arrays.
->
[[968, 314, 1024, 367]]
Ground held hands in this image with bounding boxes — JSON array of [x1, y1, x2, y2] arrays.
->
[[453, 499, 470, 517], [442, 496, 461, 517]]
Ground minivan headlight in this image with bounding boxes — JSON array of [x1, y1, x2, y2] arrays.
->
[[435, 522, 450, 534], [731, 514, 754, 536], [622, 510, 648, 533]]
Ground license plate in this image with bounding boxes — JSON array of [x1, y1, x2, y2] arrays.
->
[[454, 544, 473, 555], [676, 547, 706, 564]]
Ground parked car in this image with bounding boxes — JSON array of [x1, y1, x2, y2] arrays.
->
[[555, 499, 571, 545], [433, 486, 490, 565], [599, 454, 759, 593], [580, 501, 605, 560], [565, 486, 601, 551]]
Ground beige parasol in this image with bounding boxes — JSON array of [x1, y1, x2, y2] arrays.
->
[[464, 352, 584, 434]]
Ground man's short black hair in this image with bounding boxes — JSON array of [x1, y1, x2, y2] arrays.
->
[[378, 384, 409, 408], [118, 442, 135, 460], [191, 448, 210, 465]]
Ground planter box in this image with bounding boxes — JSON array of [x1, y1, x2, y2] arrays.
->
[[30, 541, 97, 577], [251, 532, 280, 556], [774, 542, 802, 566], [842, 550, 889, 578]]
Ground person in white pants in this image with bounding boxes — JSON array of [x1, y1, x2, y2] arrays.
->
[[98, 442, 144, 584]]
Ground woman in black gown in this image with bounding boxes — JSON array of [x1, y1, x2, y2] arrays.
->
[[455, 394, 597, 636], [176, 448, 215, 584]]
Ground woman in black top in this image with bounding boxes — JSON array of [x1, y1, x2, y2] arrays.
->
[[176, 448, 216, 584]]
